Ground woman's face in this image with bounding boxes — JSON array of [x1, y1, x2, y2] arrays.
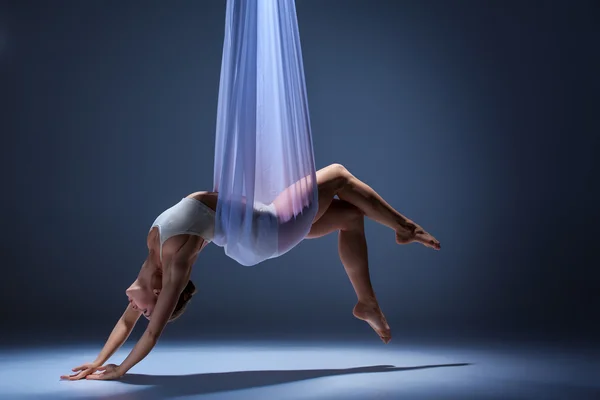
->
[[125, 268, 162, 319]]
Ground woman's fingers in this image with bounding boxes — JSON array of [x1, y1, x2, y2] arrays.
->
[[61, 371, 84, 381], [86, 371, 113, 380], [83, 364, 121, 380], [61, 367, 96, 381], [71, 363, 96, 372]]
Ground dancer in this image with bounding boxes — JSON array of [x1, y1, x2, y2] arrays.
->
[[61, 163, 440, 381]]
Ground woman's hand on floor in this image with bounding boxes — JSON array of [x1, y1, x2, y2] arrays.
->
[[60, 362, 101, 381], [85, 364, 124, 380]]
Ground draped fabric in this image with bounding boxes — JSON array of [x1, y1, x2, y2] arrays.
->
[[212, 0, 318, 266]]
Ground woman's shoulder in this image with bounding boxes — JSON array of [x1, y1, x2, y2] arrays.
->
[[186, 191, 218, 210]]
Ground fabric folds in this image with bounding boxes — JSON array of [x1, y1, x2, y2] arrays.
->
[[212, 0, 318, 266]]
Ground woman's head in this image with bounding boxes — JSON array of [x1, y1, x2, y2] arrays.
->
[[126, 262, 162, 318], [126, 260, 197, 321]]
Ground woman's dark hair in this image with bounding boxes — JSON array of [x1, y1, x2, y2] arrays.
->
[[168, 280, 197, 322]]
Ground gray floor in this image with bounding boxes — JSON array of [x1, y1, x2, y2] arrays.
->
[[1, 339, 598, 400]]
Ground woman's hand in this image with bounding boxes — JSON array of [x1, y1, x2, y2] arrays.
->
[[85, 364, 124, 380], [60, 362, 101, 381]]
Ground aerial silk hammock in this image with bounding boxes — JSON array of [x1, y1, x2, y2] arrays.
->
[[212, 0, 318, 266]]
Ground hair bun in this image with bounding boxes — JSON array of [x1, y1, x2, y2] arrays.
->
[[183, 280, 196, 301], [187, 280, 197, 296]]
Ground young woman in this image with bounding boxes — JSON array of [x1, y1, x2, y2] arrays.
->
[[61, 163, 440, 381]]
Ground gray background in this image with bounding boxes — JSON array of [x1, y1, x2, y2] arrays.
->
[[1, 0, 598, 345]]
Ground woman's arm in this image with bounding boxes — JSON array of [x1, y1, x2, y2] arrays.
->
[[60, 304, 141, 380], [88, 263, 191, 379], [118, 281, 185, 372], [93, 304, 142, 365]]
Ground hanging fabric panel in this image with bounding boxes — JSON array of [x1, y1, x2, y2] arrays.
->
[[212, 0, 318, 266]]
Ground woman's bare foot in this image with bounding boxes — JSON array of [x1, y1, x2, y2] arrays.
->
[[396, 226, 441, 250], [353, 300, 392, 344]]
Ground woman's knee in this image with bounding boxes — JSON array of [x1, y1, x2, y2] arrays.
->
[[328, 163, 349, 177], [320, 163, 351, 190]]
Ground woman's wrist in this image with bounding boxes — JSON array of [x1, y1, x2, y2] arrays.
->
[[119, 332, 157, 373], [115, 364, 126, 376]]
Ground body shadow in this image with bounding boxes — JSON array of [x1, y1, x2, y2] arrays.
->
[[105, 363, 471, 399]]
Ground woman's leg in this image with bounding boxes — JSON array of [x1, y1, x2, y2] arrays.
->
[[313, 163, 440, 249], [307, 199, 391, 343], [273, 163, 439, 343]]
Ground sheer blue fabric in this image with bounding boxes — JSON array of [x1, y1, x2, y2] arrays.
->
[[212, 0, 318, 266]]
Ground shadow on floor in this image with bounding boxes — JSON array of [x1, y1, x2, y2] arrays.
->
[[83, 363, 470, 399]]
